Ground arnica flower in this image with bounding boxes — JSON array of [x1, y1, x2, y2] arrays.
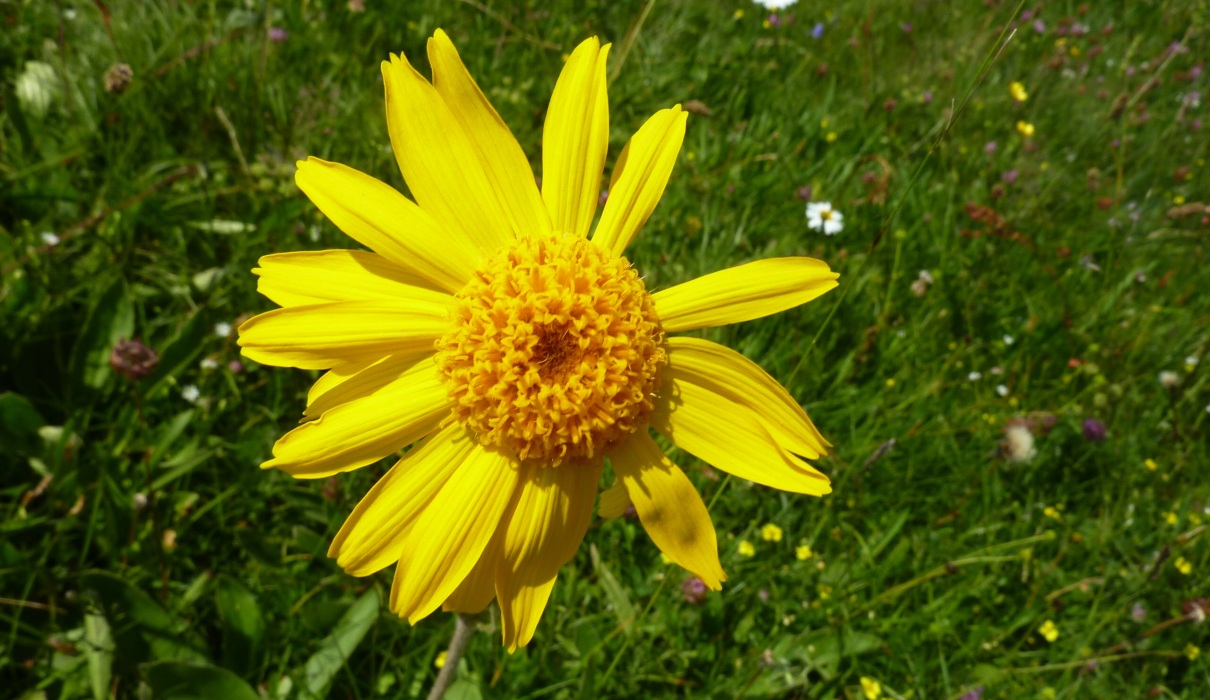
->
[[237, 31, 837, 651]]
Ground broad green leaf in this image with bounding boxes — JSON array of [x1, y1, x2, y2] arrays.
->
[[79, 571, 208, 665], [142, 660, 260, 700], [300, 589, 380, 699], [589, 544, 635, 633], [0, 392, 45, 458], [84, 613, 114, 700], [72, 277, 135, 390], [215, 575, 265, 678]]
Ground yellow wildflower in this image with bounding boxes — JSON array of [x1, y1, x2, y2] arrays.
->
[[1186, 643, 1201, 661], [860, 676, 882, 700], [1164, 512, 1179, 526], [826, 131, 838, 143], [738, 540, 756, 557], [1043, 506, 1061, 521], [1175, 557, 1192, 575], [1016, 121, 1035, 138], [1144, 458, 1158, 471], [734, 9, 744, 20], [761, 523, 784, 542], [1041, 688, 1056, 700], [1039, 619, 1059, 643], [1009, 81, 1028, 102], [434, 650, 448, 669], [796, 545, 814, 561], [237, 29, 838, 651]]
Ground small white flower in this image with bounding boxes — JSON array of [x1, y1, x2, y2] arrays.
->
[[181, 385, 201, 403], [1003, 425, 1037, 464], [996, 384, 1009, 397], [753, 0, 797, 8], [1158, 370, 1181, 389], [214, 322, 232, 338], [918, 270, 935, 285], [63, 7, 77, 20], [1003, 335, 1015, 345], [40, 231, 61, 246], [1186, 356, 1199, 367], [200, 357, 219, 371], [806, 201, 844, 235], [15, 61, 57, 118], [132, 493, 148, 510], [968, 371, 982, 381], [308, 225, 322, 242]]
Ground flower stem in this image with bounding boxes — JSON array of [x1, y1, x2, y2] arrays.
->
[[425, 613, 476, 700]]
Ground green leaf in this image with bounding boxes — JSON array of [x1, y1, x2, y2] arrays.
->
[[0, 392, 45, 458], [214, 575, 265, 678], [589, 544, 635, 633], [142, 661, 260, 700], [300, 589, 381, 699], [79, 571, 208, 665], [140, 312, 207, 398], [83, 613, 114, 700], [71, 277, 135, 390]]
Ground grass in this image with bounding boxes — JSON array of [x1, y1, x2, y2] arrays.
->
[[2, 0, 1209, 698]]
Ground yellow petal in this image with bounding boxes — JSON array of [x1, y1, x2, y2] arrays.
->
[[592, 106, 687, 257], [262, 358, 451, 478], [541, 37, 610, 238], [597, 480, 631, 519], [304, 354, 422, 420], [237, 298, 447, 370], [497, 461, 601, 651], [442, 524, 505, 614], [427, 30, 551, 240], [306, 359, 376, 412], [652, 257, 839, 333], [665, 337, 830, 457], [383, 53, 516, 252], [254, 250, 445, 307], [390, 444, 520, 624], [651, 369, 831, 496], [294, 157, 477, 293], [328, 424, 475, 576], [610, 431, 725, 589]]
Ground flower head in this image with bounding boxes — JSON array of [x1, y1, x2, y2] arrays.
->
[[110, 338, 158, 380], [1016, 120, 1036, 138], [1002, 423, 1037, 463], [860, 677, 882, 700], [237, 31, 838, 651], [738, 540, 756, 557], [681, 576, 709, 605], [1082, 418, 1107, 441], [806, 201, 844, 234], [1009, 81, 1029, 102], [760, 523, 783, 542], [1039, 619, 1060, 642]]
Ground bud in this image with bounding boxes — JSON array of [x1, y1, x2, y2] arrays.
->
[[110, 338, 159, 380], [103, 64, 133, 94]]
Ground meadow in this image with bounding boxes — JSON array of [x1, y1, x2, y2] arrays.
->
[[2, 0, 1209, 698]]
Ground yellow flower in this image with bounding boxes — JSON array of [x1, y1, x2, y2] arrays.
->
[[1041, 688, 1056, 700], [796, 544, 814, 561], [1174, 557, 1192, 575], [1016, 120, 1035, 138], [1187, 643, 1201, 661], [818, 583, 833, 600], [1009, 81, 1028, 102], [733, 8, 744, 19], [1144, 458, 1158, 471], [761, 523, 783, 542], [825, 131, 838, 142], [1039, 619, 1059, 643], [1043, 506, 1061, 521], [1164, 512, 1179, 526], [434, 650, 448, 669], [738, 540, 756, 557], [237, 30, 838, 651], [860, 676, 882, 700]]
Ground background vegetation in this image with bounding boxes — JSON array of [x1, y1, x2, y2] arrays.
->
[[2, 0, 1208, 698]]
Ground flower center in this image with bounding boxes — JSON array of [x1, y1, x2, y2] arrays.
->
[[436, 234, 665, 465]]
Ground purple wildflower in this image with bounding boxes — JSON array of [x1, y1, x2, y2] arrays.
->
[[1131, 602, 1147, 622], [811, 22, 824, 39], [958, 687, 985, 700], [984, 140, 998, 154], [110, 338, 158, 381], [268, 27, 288, 42], [1082, 418, 1107, 441], [1033, 20, 1046, 33], [682, 577, 708, 605], [1002, 169, 1018, 185], [796, 185, 814, 201]]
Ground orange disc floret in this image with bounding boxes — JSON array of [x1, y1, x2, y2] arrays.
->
[[436, 234, 664, 464]]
